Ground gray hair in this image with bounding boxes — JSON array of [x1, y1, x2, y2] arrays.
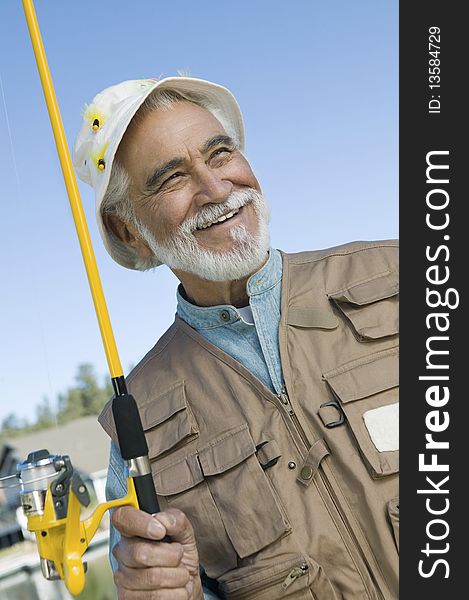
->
[[101, 88, 239, 271]]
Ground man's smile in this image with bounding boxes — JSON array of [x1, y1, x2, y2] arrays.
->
[[196, 207, 241, 231], [195, 204, 247, 234]]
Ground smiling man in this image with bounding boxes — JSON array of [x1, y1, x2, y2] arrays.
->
[[73, 77, 399, 600], [105, 98, 271, 307]]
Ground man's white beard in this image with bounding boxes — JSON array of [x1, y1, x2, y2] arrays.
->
[[136, 188, 271, 281]]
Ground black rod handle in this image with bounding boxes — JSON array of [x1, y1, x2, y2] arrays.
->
[[134, 473, 161, 514], [112, 384, 170, 541], [112, 392, 161, 515]]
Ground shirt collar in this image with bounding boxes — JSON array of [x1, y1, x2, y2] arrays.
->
[[176, 248, 282, 330]]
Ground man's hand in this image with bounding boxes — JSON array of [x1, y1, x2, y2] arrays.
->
[[112, 506, 203, 600]]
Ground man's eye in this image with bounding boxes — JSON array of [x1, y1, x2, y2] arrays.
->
[[210, 147, 232, 160], [161, 172, 184, 188]]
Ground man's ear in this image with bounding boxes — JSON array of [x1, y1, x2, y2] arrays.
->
[[103, 213, 154, 259]]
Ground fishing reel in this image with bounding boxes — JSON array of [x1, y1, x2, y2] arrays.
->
[[2, 448, 138, 595]]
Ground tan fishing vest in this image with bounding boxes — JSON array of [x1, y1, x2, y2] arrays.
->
[[99, 240, 399, 600]]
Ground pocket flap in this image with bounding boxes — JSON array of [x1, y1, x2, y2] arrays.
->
[[199, 424, 256, 476], [155, 453, 203, 495], [329, 270, 399, 306], [140, 380, 187, 429], [323, 347, 398, 404], [154, 424, 257, 494], [140, 381, 198, 459], [328, 271, 399, 340]]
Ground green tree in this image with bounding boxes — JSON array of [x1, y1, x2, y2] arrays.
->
[[0, 363, 113, 440], [35, 397, 56, 429], [57, 364, 112, 423], [0, 413, 27, 435]]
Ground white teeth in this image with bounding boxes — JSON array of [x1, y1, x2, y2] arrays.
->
[[198, 208, 239, 230], [221, 210, 235, 221]]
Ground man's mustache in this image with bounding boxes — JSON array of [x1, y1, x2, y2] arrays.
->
[[181, 189, 260, 234]]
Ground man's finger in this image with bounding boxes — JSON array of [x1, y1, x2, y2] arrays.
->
[[113, 539, 183, 568], [112, 506, 167, 540], [115, 587, 190, 600], [115, 564, 190, 590]]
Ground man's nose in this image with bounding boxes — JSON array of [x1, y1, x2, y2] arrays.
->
[[193, 164, 233, 206]]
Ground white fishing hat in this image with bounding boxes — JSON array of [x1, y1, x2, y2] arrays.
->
[[72, 76, 245, 269]]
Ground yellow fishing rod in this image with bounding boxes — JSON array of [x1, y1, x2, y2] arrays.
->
[[2, 1, 165, 594]]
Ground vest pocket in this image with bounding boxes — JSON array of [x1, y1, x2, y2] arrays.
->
[[139, 380, 199, 458], [220, 555, 338, 600], [322, 347, 399, 478], [153, 423, 291, 578], [328, 269, 399, 341]]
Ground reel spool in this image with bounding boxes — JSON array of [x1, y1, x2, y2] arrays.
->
[[18, 450, 71, 517]]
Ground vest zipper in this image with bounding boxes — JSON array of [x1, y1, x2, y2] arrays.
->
[[222, 557, 310, 598], [278, 385, 384, 600], [281, 562, 309, 590], [278, 387, 310, 448], [319, 467, 384, 600]]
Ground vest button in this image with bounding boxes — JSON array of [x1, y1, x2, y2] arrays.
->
[[300, 465, 313, 480], [220, 310, 230, 322], [287, 461, 297, 470]]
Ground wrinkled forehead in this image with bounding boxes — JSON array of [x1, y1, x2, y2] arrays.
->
[[117, 101, 229, 177]]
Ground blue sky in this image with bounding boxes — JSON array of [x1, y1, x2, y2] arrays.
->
[[0, 0, 398, 424]]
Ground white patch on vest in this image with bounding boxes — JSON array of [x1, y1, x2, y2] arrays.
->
[[363, 402, 399, 452]]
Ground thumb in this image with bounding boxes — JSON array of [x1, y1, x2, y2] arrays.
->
[[153, 508, 196, 545]]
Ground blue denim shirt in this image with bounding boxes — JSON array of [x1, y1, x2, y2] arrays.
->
[[176, 248, 284, 394], [106, 249, 284, 596]]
